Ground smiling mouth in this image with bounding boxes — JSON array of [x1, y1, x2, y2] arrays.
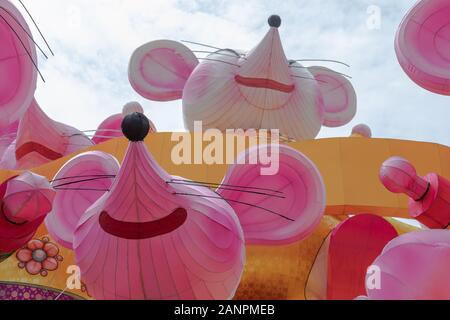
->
[[99, 208, 187, 240], [235, 75, 295, 93]]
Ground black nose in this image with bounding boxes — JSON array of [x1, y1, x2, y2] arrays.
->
[[121, 112, 150, 142], [268, 15, 281, 28]]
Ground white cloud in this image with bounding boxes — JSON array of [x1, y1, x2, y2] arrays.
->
[[14, 0, 449, 145]]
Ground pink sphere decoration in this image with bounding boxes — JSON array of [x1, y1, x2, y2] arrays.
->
[[379, 157, 429, 201], [380, 157, 417, 194], [122, 101, 144, 115], [351, 124, 372, 138], [366, 230, 450, 300], [93, 102, 156, 144]]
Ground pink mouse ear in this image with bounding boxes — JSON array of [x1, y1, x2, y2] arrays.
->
[[0, 0, 37, 130], [308, 66, 357, 128], [45, 151, 120, 249], [128, 40, 198, 101], [218, 145, 325, 245], [396, 0, 450, 95]]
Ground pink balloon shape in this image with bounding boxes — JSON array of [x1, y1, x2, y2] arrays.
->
[[366, 230, 450, 300], [396, 0, 450, 95], [0, 0, 37, 130], [45, 151, 120, 249], [379, 156, 429, 200], [218, 144, 326, 245], [351, 124, 372, 138], [93, 102, 156, 144]]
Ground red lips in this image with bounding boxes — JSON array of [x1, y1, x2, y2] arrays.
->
[[235, 75, 295, 93], [99, 208, 188, 240]]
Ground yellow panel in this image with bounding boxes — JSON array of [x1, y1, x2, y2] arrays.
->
[[288, 139, 345, 209], [0, 135, 449, 218]]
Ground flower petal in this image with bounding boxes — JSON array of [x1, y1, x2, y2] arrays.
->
[[16, 249, 32, 263], [43, 242, 59, 257], [42, 257, 58, 271], [27, 239, 44, 251], [25, 261, 42, 275]]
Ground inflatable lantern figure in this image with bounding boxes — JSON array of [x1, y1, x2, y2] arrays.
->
[[92, 102, 157, 144], [0, 0, 91, 170], [365, 230, 450, 300], [45, 112, 326, 300], [0, 172, 55, 262], [129, 15, 357, 140], [396, 0, 450, 95], [380, 156, 450, 229]]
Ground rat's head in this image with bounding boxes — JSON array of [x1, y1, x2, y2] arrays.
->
[[129, 15, 357, 140], [46, 112, 326, 299], [0, 0, 38, 129]]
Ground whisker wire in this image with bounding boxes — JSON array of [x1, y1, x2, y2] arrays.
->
[[181, 40, 222, 51], [0, 7, 48, 59], [18, 0, 54, 56], [295, 59, 350, 68], [289, 65, 352, 79], [170, 178, 284, 194], [52, 176, 116, 189], [50, 174, 116, 183], [53, 187, 110, 192], [167, 181, 285, 199], [174, 192, 294, 222], [0, 12, 45, 82], [197, 57, 240, 67]]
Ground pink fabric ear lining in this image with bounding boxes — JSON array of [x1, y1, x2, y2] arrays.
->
[[0, 0, 37, 129], [45, 151, 120, 249], [396, 0, 450, 95], [218, 145, 326, 246], [308, 66, 357, 127], [92, 114, 123, 144], [128, 40, 199, 101]]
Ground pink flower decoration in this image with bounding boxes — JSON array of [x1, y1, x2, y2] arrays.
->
[[16, 237, 63, 277]]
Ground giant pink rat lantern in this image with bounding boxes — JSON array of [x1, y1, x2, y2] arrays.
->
[[0, 171, 55, 261], [380, 156, 450, 229], [129, 15, 357, 141], [396, 0, 450, 95], [0, 0, 92, 170], [45, 112, 326, 300]]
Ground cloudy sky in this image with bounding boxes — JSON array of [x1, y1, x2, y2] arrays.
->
[[16, 0, 449, 146]]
